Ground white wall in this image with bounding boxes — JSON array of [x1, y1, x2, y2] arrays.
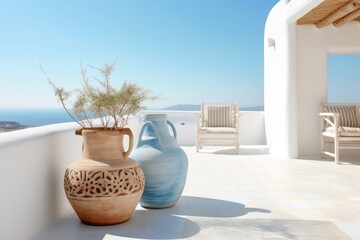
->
[[265, 0, 360, 158], [296, 23, 360, 157], [141, 110, 267, 146], [0, 111, 265, 240], [263, 0, 360, 159], [0, 124, 81, 240], [0, 118, 140, 240], [264, 0, 299, 158]]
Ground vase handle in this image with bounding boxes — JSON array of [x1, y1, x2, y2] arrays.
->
[[122, 128, 134, 159], [137, 121, 164, 149], [167, 120, 177, 140]]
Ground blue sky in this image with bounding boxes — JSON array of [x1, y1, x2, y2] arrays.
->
[[328, 54, 360, 103], [0, 0, 284, 109]]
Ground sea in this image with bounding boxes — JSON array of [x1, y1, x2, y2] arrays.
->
[[0, 105, 264, 127], [0, 108, 74, 126]]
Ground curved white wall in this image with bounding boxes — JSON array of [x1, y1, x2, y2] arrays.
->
[[0, 118, 140, 240], [0, 124, 81, 240], [0, 111, 265, 240], [264, 0, 299, 158]]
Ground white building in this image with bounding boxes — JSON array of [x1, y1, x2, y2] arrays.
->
[[264, 0, 360, 158]]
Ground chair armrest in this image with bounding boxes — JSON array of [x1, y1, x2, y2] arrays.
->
[[319, 112, 340, 133], [195, 112, 202, 128], [319, 112, 340, 117], [235, 112, 240, 131]]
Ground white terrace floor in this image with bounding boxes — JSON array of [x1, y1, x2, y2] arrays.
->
[[37, 146, 360, 240]]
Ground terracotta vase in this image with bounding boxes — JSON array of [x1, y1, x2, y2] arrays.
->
[[64, 128, 145, 225]]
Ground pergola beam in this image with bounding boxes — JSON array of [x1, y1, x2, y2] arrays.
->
[[316, 0, 360, 28], [333, 8, 360, 26]]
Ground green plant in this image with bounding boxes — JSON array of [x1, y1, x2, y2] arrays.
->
[[42, 61, 157, 129]]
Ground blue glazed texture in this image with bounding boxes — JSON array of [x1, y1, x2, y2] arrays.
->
[[130, 114, 188, 208]]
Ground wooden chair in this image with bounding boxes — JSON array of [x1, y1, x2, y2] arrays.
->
[[320, 102, 360, 164], [196, 103, 240, 153]]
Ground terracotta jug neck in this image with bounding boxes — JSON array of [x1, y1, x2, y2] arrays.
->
[[78, 128, 133, 160]]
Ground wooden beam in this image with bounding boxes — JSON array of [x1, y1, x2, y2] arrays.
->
[[316, 0, 360, 28], [298, 0, 350, 25], [334, 7, 360, 26]]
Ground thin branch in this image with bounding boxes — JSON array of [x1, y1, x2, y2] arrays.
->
[[42, 61, 157, 130], [40, 63, 84, 128]]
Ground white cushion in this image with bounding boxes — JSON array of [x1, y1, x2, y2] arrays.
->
[[325, 126, 360, 137], [199, 127, 237, 134]]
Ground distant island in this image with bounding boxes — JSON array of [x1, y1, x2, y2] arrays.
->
[[161, 104, 264, 111], [0, 121, 31, 133]]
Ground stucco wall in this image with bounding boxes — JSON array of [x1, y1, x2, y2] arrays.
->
[[0, 125, 81, 240], [264, 0, 299, 158], [0, 118, 140, 240], [296, 23, 360, 157], [0, 111, 266, 240], [263, 0, 360, 159]]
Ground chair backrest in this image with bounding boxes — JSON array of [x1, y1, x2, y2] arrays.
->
[[321, 102, 360, 127], [201, 103, 238, 128]]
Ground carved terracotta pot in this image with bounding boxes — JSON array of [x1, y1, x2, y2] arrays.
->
[[64, 128, 145, 225]]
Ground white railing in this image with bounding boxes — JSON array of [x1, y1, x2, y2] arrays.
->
[[0, 111, 266, 240]]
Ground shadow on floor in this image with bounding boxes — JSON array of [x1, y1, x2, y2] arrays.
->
[[38, 211, 200, 240], [296, 156, 360, 166], [100, 196, 270, 239], [38, 216, 354, 240], [176, 218, 353, 240], [151, 196, 271, 218], [107, 196, 270, 239], [38, 196, 271, 240], [213, 147, 269, 155], [339, 158, 360, 165]]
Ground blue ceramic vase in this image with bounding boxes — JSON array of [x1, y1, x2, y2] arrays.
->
[[130, 114, 188, 208]]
